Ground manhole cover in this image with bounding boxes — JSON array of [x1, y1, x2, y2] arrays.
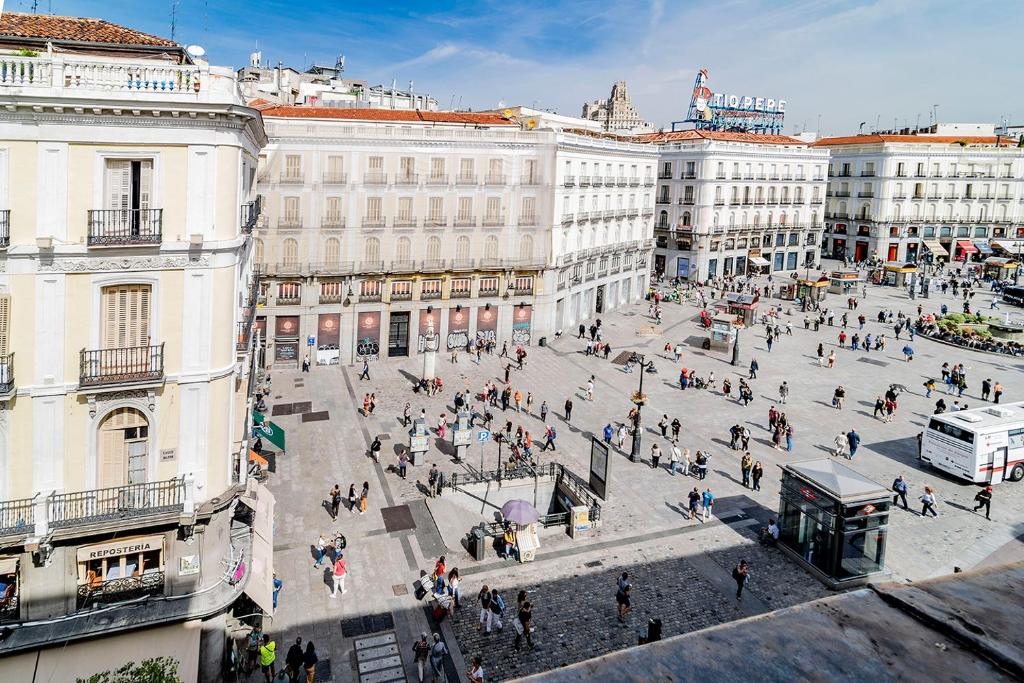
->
[[377, 433, 392, 441], [293, 401, 312, 413], [271, 403, 293, 416], [302, 411, 330, 422], [857, 357, 889, 367], [380, 505, 416, 533], [340, 613, 395, 638], [392, 584, 409, 596]]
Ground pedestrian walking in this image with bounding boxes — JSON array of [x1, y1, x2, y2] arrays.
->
[[313, 533, 327, 568], [586, 376, 594, 401], [302, 356, 310, 373], [973, 485, 993, 520], [540, 400, 549, 422], [669, 441, 681, 475], [564, 398, 573, 422], [328, 484, 342, 520], [477, 585, 494, 633], [751, 461, 763, 491], [701, 487, 715, 522], [285, 637, 305, 683], [740, 452, 753, 487], [833, 386, 846, 410], [687, 487, 700, 519], [358, 359, 370, 381], [429, 634, 448, 683], [514, 601, 535, 651], [467, 656, 485, 682], [920, 486, 938, 517], [779, 381, 790, 403], [749, 359, 759, 379], [732, 560, 749, 600], [994, 381, 1003, 403], [650, 443, 662, 469], [846, 428, 860, 459], [785, 424, 794, 452], [489, 588, 505, 632], [696, 450, 709, 480], [658, 415, 668, 438], [891, 475, 909, 510], [359, 481, 369, 515], [671, 417, 681, 440], [616, 583, 632, 623], [302, 642, 318, 683], [329, 554, 348, 598], [259, 634, 277, 683], [412, 634, 430, 683], [273, 573, 283, 610]]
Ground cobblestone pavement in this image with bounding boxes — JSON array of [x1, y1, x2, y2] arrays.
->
[[258, 261, 1024, 682]]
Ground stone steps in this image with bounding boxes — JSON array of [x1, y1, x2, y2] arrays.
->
[[354, 632, 405, 683]]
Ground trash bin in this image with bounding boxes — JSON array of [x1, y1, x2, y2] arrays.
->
[[539, 337, 547, 347], [470, 526, 487, 561]]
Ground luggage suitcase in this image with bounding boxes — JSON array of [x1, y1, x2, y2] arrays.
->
[[413, 575, 433, 600], [432, 604, 446, 622]]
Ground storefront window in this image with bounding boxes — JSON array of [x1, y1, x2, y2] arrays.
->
[[77, 536, 165, 608]]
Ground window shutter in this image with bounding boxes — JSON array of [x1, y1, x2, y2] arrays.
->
[[0, 294, 9, 357], [102, 285, 151, 349], [106, 160, 131, 211], [139, 159, 153, 211]]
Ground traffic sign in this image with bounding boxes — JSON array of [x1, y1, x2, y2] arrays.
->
[[477, 430, 491, 443]]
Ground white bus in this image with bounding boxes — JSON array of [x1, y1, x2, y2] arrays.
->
[[921, 401, 1024, 484]]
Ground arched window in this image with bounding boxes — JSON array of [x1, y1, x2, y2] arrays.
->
[[324, 237, 340, 267], [519, 234, 534, 260], [767, 211, 774, 227], [364, 237, 380, 262], [893, 204, 901, 220], [728, 212, 735, 227], [395, 236, 411, 262], [753, 212, 761, 227], [484, 235, 499, 260], [427, 236, 442, 261], [681, 211, 691, 226], [455, 235, 470, 261], [658, 210, 668, 226], [779, 212, 787, 226], [713, 213, 720, 227], [810, 210, 818, 226], [253, 238, 264, 264], [282, 238, 298, 266]]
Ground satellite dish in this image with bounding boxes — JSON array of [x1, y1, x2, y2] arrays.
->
[[186, 45, 206, 58]]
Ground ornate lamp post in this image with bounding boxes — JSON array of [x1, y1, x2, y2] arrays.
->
[[629, 352, 651, 462]]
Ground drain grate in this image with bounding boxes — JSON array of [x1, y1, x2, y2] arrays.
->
[[271, 403, 294, 416], [293, 401, 313, 414], [341, 612, 396, 638], [857, 357, 890, 367], [611, 351, 634, 365], [392, 584, 409, 596], [302, 411, 330, 422]]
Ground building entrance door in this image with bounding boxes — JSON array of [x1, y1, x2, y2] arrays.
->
[[388, 312, 410, 357], [855, 242, 869, 262], [595, 285, 605, 314]]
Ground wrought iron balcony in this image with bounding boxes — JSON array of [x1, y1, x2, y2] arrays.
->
[[393, 217, 419, 228], [321, 216, 346, 229], [87, 209, 162, 246], [79, 344, 164, 388], [240, 194, 262, 234], [48, 477, 187, 530], [78, 571, 165, 609], [0, 209, 8, 248], [520, 174, 542, 186], [482, 214, 505, 227], [456, 174, 478, 185], [426, 174, 449, 185], [424, 216, 448, 229], [454, 216, 478, 228], [0, 495, 33, 538], [563, 176, 576, 187], [279, 172, 304, 184], [629, 177, 640, 187], [362, 217, 386, 229], [363, 172, 388, 185], [643, 178, 654, 187], [580, 176, 592, 187], [484, 174, 507, 186], [322, 171, 347, 184], [395, 173, 419, 185]]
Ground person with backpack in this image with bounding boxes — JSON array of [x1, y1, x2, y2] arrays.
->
[[412, 633, 430, 683], [477, 585, 494, 633], [489, 588, 505, 631], [732, 560, 750, 600], [513, 601, 535, 652], [541, 425, 556, 452], [369, 436, 381, 462]]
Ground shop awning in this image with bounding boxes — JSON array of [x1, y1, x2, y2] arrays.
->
[[922, 239, 948, 256], [973, 239, 993, 254], [994, 240, 1024, 254], [957, 240, 979, 254], [239, 483, 276, 615], [985, 257, 1017, 267], [253, 410, 286, 451], [749, 256, 771, 267]]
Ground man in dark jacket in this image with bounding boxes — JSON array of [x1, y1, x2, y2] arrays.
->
[[285, 637, 305, 682], [847, 429, 861, 459], [891, 475, 909, 510]]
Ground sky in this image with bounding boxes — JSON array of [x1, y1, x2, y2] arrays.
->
[[18, 0, 1024, 136]]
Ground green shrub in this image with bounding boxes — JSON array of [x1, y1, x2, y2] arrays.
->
[[77, 657, 182, 683]]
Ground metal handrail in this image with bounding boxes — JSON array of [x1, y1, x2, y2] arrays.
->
[[48, 478, 185, 529], [87, 209, 162, 246], [79, 344, 164, 387]]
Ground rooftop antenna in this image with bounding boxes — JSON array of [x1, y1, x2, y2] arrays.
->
[[170, 1, 181, 42], [858, 121, 866, 135], [931, 104, 939, 127]]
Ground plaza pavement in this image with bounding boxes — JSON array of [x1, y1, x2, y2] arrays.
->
[[250, 266, 1024, 682]]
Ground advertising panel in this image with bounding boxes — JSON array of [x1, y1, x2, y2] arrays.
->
[[356, 312, 381, 361], [447, 307, 470, 350], [511, 305, 532, 346], [476, 306, 498, 346], [317, 314, 341, 365]]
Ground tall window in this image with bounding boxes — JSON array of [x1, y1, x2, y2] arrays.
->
[[102, 284, 151, 349], [428, 197, 444, 221], [367, 156, 383, 171], [284, 154, 301, 180], [427, 236, 442, 261], [459, 158, 474, 181], [430, 158, 445, 181], [519, 234, 534, 260], [395, 236, 411, 262], [325, 155, 343, 181], [485, 197, 501, 220], [398, 197, 413, 221], [325, 197, 342, 225], [523, 159, 538, 183], [456, 235, 470, 260], [488, 159, 503, 181], [282, 197, 299, 225], [521, 196, 536, 223], [105, 159, 153, 213], [253, 238, 264, 264], [399, 156, 415, 181], [457, 197, 473, 221], [366, 197, 383, 221], [484, 235, 499, 260], [282, 238, 298, 266], [324, 238, 340, 268], [364, 237, 380, 262]]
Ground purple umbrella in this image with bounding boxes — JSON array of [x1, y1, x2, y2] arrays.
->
[[501, 499, 539, 525]]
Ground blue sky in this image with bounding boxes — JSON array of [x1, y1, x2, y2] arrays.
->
[[18, 0, 1024, 135]]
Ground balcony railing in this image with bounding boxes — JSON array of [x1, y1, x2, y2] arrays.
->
[[49, 477, 187, 530], [362, 217, 386, 229], [563, 176, 576, 187], [426, 174, 449, 185], [78, 571, 166, 609], [454, 216, 478, 228], [0, 54, 207, 97], [579, 176, 592, 187], [322, 216, 346, 229], [394, 217, 418, 228], [319, 293, 344, 304], [363, 172, 388, 185], [484, 174, 507, 186], [395, 173, 419, 185], [80, 344, 164, 388], [322, 171, 347, 184], [643, 178, 655, 187], [0, 495, 33, 537], [629, 177, 640, 187], [521, 175, 542, 186], [240, 195, 263, 234], [424, 216, 448, 228], [421, 259, 447, 272], [87, 209, 162, 246], [456, 174, 478, 185], [278, 216, 302, 229], [279, 172, 303, 184], [451, 258, 476, 271], [482, 214, 505, 227], [0, 209, 8, 248]]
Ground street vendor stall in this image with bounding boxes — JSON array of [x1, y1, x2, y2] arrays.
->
[[878, 262, 917, 287], [725, 292, 759, 327], [797, 276, 829, 307], [983, 256, 1018, 280], [827, 271, 863, 295], [705, 314, 736, 352]]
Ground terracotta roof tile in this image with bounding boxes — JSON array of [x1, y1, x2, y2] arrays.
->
[[0, 12, 177, 47], [813, 134, 1015, 147], [259, 106, 514, 126], [634, 129, 806, 146]]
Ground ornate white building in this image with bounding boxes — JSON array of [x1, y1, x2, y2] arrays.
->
[[581, 81, 654, 134], [813, 125, 1024, 264], [641, 130, 829, 281], [253, 107, 657, 366], [0, 13, 270, 681]]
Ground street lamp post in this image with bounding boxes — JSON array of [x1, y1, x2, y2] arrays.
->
[[629, 352, 649, 462], [731, 326, 741, 366]]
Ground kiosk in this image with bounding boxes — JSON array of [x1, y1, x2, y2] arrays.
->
[[827, 271, 863, 295], [724, 292, 759, 327], [796, 277, 829, 307], [777, 459, 890, 589], [408, 418, 429, 466], [983, 257, 1018, 281], [705, 315, 736, 353], [878, 262, 917, 287], [451, 411, 471, 463]]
